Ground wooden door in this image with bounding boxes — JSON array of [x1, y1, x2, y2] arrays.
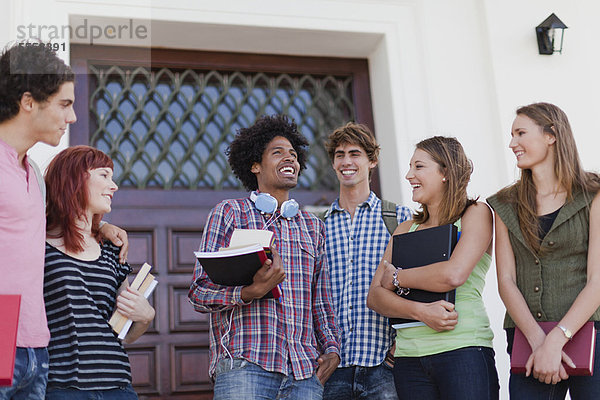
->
[[70, 44, 374, 398], [106, 190, 214, 399]]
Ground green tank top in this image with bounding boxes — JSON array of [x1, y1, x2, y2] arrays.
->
[[394, 219, 494, 357]]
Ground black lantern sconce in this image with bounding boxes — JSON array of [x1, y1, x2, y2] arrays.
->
[[536, 13, 568, 55]]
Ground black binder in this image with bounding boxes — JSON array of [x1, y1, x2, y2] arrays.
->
[[389, 223, 459, 328]]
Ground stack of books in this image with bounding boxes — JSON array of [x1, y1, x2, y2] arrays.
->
[[109, 263, 158, 340], [194, 229, 281, 299]]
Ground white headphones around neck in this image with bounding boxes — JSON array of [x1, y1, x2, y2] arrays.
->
[[250, 191, 299, 219]]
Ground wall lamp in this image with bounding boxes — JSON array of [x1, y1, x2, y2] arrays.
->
[[536, 13, 568, 55]]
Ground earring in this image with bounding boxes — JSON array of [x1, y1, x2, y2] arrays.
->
[[442, 177, 447, 182]]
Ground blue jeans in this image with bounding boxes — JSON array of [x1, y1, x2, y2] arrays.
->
[[393, 346, 499, 400], [507, 327, 600, 399], [323, 364, 398, 400], [0, 347, 48, 400], [213, 358, 323, 400], [45, 384, 138, 399]]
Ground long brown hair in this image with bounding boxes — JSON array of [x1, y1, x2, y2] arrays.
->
[[413, 136, 477, 226], [496, 102, 600, 253], [45, 145, 114, 253]]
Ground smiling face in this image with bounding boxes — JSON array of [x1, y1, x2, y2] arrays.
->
[[405, 148, 446, 206], [332, 142, 377, 189], [509, 114, 556, 171], [86, 167, 118, 216], [251, 136, 300, 195], [30, 82, 77, 146]]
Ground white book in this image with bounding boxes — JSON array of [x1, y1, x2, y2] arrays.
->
[[227, 229, 274, 249], [391, 321, 425, 329], [198, 244, 264, 258], [117, 279, 158, 340]]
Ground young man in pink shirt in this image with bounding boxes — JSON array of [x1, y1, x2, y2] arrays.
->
[[0, 42, 128, 399]]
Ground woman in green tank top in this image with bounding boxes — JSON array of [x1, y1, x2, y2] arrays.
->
[[367, 136, 499, 400], [488, 102, 600, 399]]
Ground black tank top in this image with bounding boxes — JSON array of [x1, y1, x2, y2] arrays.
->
[[538, 207, 562, 240]]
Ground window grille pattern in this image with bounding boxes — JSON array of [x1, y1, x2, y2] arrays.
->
[[89, 65, 355, 190]]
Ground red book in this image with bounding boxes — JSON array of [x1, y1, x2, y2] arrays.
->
[[0, 295, 21, 386], [511, 321, 596, 376]]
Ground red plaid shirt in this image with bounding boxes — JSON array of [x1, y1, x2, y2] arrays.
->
[[189, 197, 340, 379]]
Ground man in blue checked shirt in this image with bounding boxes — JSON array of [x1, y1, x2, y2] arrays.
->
[[189, 115, 340, 400], [322, 122, 411, 400]]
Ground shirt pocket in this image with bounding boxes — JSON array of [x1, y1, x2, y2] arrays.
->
[[299, 239, 316, 260], [283, 236, 317, 300]]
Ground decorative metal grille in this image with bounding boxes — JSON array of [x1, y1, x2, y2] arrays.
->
[[89, 65, 356, 190]]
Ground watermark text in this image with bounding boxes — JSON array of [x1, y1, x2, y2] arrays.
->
[[17, 19, 148, 45]]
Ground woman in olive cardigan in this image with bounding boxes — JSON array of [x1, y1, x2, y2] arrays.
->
[[487, 102, 600, 399]]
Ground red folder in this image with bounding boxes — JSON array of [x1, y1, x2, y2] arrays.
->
[[511, 321, 596, 376], [0, 295, 21, 386]]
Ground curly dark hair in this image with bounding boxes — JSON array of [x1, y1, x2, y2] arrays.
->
[[227, 114, 308, 191], [0, 42, 74, 123]]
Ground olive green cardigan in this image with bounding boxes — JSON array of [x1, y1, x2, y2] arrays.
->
[[487, 190, 600, 328]]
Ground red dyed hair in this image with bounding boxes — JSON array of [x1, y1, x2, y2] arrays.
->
[[45, 145, 114, 253]]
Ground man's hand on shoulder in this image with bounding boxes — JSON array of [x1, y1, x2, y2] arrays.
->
[[99, 222, 129, 263]]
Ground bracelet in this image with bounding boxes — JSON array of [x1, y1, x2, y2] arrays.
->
[[557, 324, 573, 341], [392, 267, 410, 296], [392, 268, 399, 288]]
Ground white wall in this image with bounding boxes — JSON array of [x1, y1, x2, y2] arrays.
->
[[5, 1, 600, 398], [484, 0, 600, 184]]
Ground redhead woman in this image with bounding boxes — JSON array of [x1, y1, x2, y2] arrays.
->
[[43, 146, 155, 399], [488, 102, 600, 399], [367, 136, 499, 400]]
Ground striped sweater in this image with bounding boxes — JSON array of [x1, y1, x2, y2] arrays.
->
[[44, 241, 132, 390]]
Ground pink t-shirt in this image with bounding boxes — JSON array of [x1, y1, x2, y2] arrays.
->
[[0, 138, 50, 347]]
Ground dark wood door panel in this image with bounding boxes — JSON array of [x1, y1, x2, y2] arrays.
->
[[128, 346, 159, 395], [169, 230, 205, 274], [105, 191, 215, 398], [170, 284, 209, 333], [171, 345, 212, 394], [126, 230, 157, 272]]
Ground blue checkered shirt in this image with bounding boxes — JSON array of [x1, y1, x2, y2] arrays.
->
[[324, 192, 411, 367]]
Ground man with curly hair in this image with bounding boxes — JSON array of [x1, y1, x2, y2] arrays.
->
[[189, 114, 340, 399], [0, 42, 128, 398]]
